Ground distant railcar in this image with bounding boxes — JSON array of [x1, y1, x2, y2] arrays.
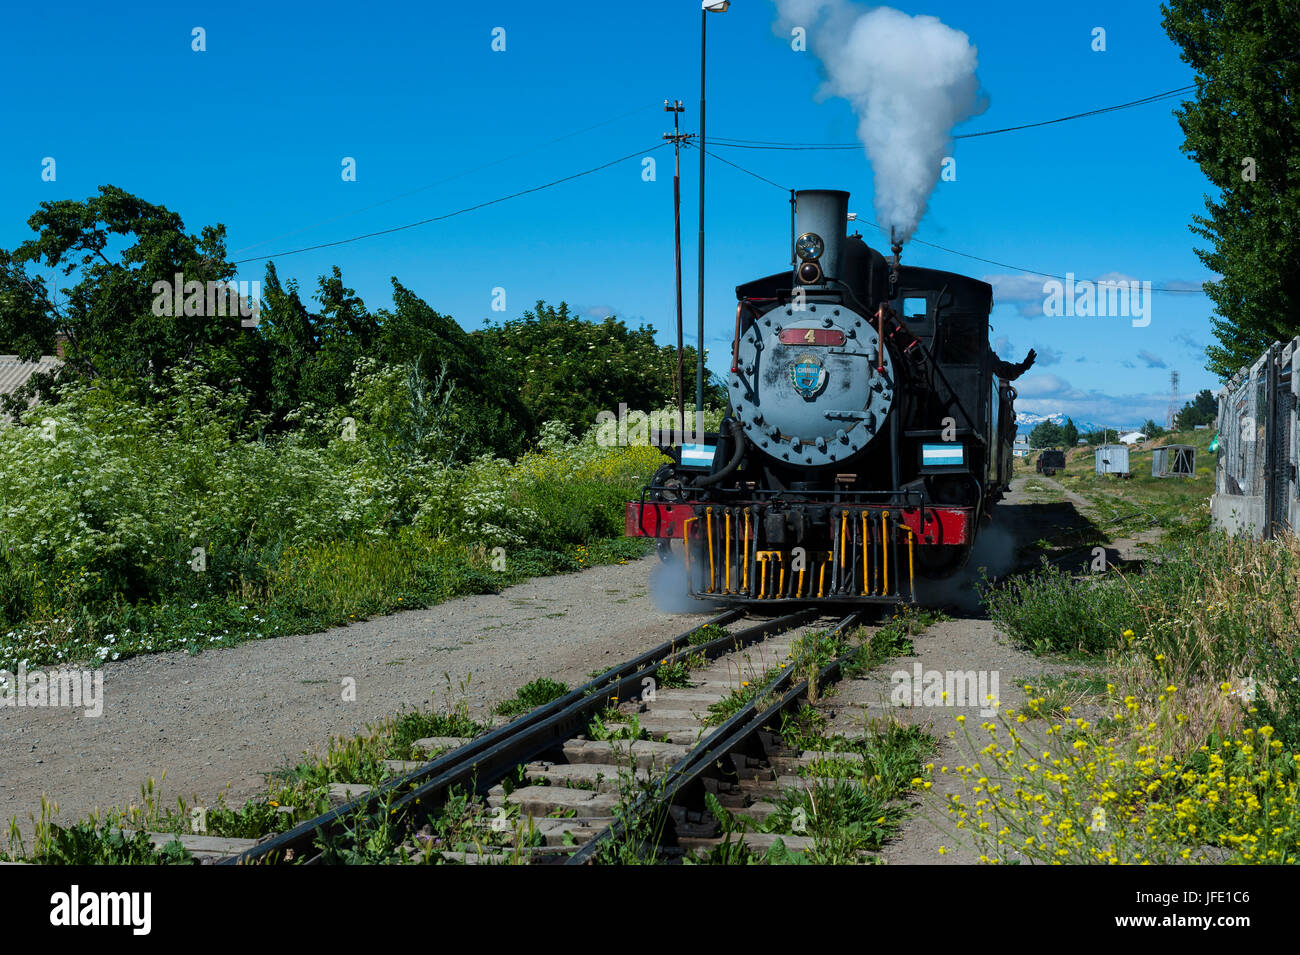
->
[[1035, 449, 1065, 476]]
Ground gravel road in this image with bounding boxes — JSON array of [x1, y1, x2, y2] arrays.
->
[[0, 557, 711, 835]]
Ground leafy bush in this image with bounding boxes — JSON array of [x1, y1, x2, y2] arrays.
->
[[980, 561, 1136, 657], [0, 357, 663, 670], [983, 534, 1300, 746]]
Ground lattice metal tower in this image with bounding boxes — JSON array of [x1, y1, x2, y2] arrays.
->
[[1167, 370, 1180, 429]]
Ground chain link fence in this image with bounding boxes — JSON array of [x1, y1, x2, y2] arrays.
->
[[1212, 338, 1300, 538]]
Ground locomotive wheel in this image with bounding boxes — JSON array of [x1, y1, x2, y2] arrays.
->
[[649, 462, 685, 502]]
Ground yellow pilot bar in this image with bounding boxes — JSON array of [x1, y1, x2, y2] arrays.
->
[[777, 553, 786, 597], [861, 512, 869, 597], [818, 560, 828, 599], [725, 510, 732, 593], [881, 512, 890, 596], [742, 510, 750, 591], [756, 551, 771, 599], [705, 507, 715, 593], [683, 517, 696, 588], [906, 525, 916, 598], [839, 510, 848, 575]]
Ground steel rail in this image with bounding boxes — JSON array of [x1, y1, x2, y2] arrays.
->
[[381, 609, 818, 820], [223, 607, 817, 864], [566, 610, 864, 864]]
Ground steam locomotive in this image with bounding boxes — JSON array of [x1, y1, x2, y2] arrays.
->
[[626, 189, 1025, 605]]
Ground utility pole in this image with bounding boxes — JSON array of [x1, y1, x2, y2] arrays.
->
[[664, 100, 690, 441], [698, 1, 731, 440], [697, 8, 708, 442]]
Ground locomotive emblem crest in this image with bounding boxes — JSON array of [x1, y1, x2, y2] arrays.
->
[[789, 354, 827, 399]]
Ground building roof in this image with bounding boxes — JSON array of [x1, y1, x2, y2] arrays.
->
[[0, 355, 62, 398]]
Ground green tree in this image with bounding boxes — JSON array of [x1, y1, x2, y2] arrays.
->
[[257, 261, 317, 423], [1062, 418, 1079, 447], [378, 280, 532, 459], [1174, 387, 1218, 429], [473, 301, 721, 438], [1162, 0, 1300, 378], [1029, 421, 1064, 448], [294, 266, 380, 413], [0, 186, 268, 420]]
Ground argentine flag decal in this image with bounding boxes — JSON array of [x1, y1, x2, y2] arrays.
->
[[922, 443, 964, 466], [681, 444, 716, 469]]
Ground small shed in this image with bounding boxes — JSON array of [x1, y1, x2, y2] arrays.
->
[[1152, 444, 1195, 478], [1095, 443, 1130, 477]]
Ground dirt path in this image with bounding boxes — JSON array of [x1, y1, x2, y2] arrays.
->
[[0, 557, 711, 835], [1032, 473, 1165, 564]]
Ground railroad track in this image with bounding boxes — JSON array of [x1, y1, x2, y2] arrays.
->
[[199, 607, 868, 865]]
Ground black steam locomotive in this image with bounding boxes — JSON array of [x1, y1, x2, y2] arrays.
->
[[626, 189, 1025, 605]]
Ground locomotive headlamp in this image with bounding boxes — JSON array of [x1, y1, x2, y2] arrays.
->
[[795, 232, 824, 261], [797, 261, 823, 284]]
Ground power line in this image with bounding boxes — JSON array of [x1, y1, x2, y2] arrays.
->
[[710, 86, 1191, 150], [232, 103, 660, 256], [710, 52, 1300, 151], [886, 232, 1204, 294], [232, 142, 670, 265], [690, 142, 789, 191], [701, 146, 1205, 295]]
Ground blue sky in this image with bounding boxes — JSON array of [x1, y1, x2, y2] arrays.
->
[[1, 0, 1218, 430]]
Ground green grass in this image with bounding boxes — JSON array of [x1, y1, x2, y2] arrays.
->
[[656, 655, 702, 688], [1015, 672, 1109, 719], [0, 534, 652, 673], [17, 824, 192, 866], [688, 623, 730, 646], [587, 708, 647, 742], [980, 559, 1134, 658], [984, 530, 1300, 747], [1043, 427, 1216, 528], [494, 677, 570, 717], [387, 706, 487, 762], [757, 720, 935, 864]]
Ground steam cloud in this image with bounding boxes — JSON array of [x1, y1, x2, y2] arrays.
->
[[648, 548, 724, 614], [912, 521, 1018, 614], [773, 1, 986, 242]]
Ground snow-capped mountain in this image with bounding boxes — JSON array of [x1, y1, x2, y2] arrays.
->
[[1014, 411, 1106, 434]]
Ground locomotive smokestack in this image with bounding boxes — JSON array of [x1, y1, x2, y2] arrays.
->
[[794, 189, 850, 286]]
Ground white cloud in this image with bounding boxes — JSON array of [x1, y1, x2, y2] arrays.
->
[[1137, 349, 1167, 368], [1013, 373, 1171, 426], [985, 272, 1208, 318]]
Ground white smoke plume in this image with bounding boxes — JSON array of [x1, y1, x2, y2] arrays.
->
[[648, 548, 724, 614], [773, 1, 986, 242]]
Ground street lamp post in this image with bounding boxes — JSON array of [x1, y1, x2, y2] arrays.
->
[[698, 0, 729, 441]]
